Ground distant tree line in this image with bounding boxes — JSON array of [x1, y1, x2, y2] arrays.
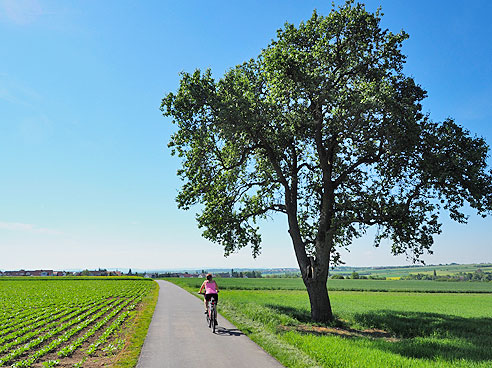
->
[[264, 272, 301, 278], [402, 269, 492, 282], [231, 270, 262, 278], [330, 272, 386, 280]]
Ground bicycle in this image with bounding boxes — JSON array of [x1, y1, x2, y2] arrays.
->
[[199, 292, 218, 333], [208, 296, 218, 333]]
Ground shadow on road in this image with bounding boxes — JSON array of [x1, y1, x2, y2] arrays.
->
[[214, 326, 244, 337]]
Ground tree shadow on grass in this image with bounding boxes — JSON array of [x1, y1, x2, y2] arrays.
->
[[264, 304, 314, 325], [352, 310, 492, 362], [265, 304, 492, 363], [264, 304, 350, 329]]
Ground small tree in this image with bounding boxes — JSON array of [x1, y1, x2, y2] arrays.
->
[[162, 2, 492, 322], [331, 274, 345, 280]]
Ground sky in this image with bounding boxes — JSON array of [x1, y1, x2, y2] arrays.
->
[[1, 0, 491, 271]]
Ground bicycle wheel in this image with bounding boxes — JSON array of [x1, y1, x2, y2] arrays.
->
[[212, 306, 216, 333], [208, 306, 213, 328], [206, 301, 211, 326]]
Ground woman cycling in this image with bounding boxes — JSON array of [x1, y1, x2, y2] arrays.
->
[[198, 273, 219, 313]]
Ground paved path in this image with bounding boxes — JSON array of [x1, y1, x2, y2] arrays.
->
[[136, 280, 284, 368]]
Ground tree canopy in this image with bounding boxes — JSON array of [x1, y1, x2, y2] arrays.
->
[[161, 1, 492, 321]]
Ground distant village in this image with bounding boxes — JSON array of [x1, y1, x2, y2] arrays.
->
[[0, 268, 267, 278], [0, 269, 124, 277]]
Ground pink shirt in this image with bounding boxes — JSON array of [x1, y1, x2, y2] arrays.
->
[[204, 280, 217, 294]]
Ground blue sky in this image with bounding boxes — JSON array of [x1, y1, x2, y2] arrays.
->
[[1, 0, 491, 271]]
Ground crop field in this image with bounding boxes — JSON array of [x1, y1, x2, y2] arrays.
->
[[330, 263, 492, 278], [169, 278, 492, 367], [0, 278, 156, 367], [167, 277, 492, 293]]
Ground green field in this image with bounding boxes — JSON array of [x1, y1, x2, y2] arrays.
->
[[0, 278, 156, 367], [330, 263, 492, 278], [167, 277, 492, 293], [168, 277, 492, 368]]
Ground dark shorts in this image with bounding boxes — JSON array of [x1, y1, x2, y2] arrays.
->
[[204, 293, 218, 303]]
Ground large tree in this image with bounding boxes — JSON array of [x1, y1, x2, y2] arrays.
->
[[161, 2, 492, 322]]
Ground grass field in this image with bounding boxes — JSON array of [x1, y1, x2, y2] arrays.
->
[[167, 277, 492, 293], [0, 278, 157, 367], [330, 263, 492, 278], [168, 277, 492, 368]]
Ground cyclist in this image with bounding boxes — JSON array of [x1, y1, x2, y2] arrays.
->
[[198, 273, 219, 313]]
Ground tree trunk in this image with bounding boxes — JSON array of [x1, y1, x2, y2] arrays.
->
[[284, 187, 334, 323], [303, 275, 333, 323]]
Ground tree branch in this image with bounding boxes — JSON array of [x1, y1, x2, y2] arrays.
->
[[297, 162, 318, 173], [239, 203, 288, 220], [333, 141, 384, 188], [211, 136, 259, 171]]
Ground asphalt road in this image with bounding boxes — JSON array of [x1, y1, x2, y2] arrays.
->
[[136, 280, 284, 368]]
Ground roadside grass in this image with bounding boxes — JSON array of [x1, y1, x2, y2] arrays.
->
[[111, 280, 159, 368], [170, 280, 492, 367], [218, 299, 323, 368]]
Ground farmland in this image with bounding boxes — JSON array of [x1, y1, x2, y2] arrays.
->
[[167, 277, 492, 293], [169, 277, 492, 367], [0, 278, 156, 367], [330, 263, 492, 278]]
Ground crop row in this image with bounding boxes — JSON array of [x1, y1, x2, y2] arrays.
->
[[0, 305, 54, 331], [0, 279, 154, 367], [57, 295, 136, 357], [86, 294, 143, 355], [0, 299, 98, 343], [1, 306, 57, 337], [0, 299, 111, 355], [0, 280, 149, 306], [0, 299, 121, 366], [73, 294, 145, 367], [10, 299, 130, 367]]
